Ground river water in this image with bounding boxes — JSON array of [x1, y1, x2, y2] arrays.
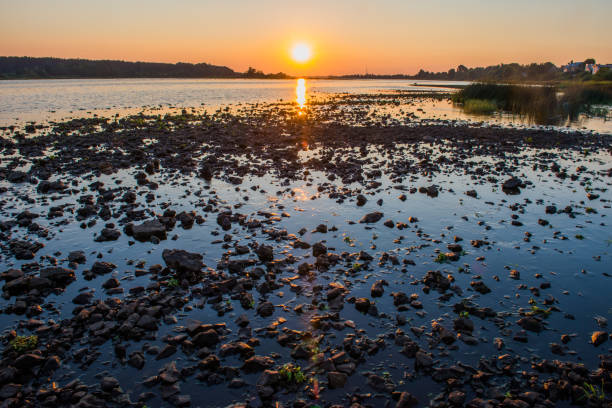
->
[[1, 78, 610, 134]]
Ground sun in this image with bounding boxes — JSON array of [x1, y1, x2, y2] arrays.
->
[[290, 43, 312, 63]]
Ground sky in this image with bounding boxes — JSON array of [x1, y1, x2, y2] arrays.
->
[[1, 0, 611, 76]]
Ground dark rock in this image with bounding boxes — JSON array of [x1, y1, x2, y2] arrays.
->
[[591, 331, 607, 346], [396, 391, 418, 408], [256, 244, 274, 262], [132, 220, 167, 241], [359, 212, 383, 223], [327, 371, 348, 389], [162, 249, 203, 273], [518, 316, 543, 332], [257, 301, 274, 317]]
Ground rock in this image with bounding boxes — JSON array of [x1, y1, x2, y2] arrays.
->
[[132, 220, 167, 241], [199, 354, 220, 370], [137, 314, 158, 331], [101, 376, 120, 392], [470, 280, 491, 294], [256, 244, 273, 262], [37, 180, 67, 194], [91, 261, 116, 275], [68, 250, 86, 264], [312, 242, 327, 257], [72, 292, 93, 305], [359, 212, 383, 223], [0, 383, 21, 399], [396, 391, 418, 408], [257, 301, 274, 317], [9, 239, 43, 260], [591, 331, 607, 346], [315, 224, 327, 233], [162, 249, 203, 273], [192, 329, 219, 348], [40, 355, 61, 374], [448, 390, 466, 405], [40, 267, 75, 282], [242, 356, 274, 372], [156, 344, 177, 360], [327, 371, 348, 389], [453, 317, 474, 333], [518, 316, 543, 332], [355, 298, 370, 313], [14, 353, 44, 369], [7, 170, 27, 183], [447, 243, 462, 253], [465, 190, 477, 198], [415, 351, 433, 369], [95, 228, 121, 242], [371, 280, 385, 297], [128, 351, 145, 369], [502, 177, 523, 191], [102, 278, 120, 289]]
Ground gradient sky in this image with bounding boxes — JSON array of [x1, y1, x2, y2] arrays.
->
[[1, 0, 611, 76]]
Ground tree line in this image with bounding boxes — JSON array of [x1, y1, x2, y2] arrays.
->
[[0, 57, 291, 79]]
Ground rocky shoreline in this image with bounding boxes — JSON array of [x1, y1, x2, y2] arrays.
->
[[0, 101, 611, 407]]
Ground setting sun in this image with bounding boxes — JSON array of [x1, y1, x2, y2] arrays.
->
[[290, 43, 312, 63]]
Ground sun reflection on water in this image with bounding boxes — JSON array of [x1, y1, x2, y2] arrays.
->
[[296, 78, 306, 111]]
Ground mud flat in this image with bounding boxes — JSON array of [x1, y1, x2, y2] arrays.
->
[[0, 97, 611, 407]]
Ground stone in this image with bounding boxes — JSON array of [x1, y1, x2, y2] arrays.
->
[[518, 316, 543, 332], [327, 371, 348, 389], [591, 331, 607, 346], [162, 249, 203, 273], [359, 212, 383, 223], [257, 301, 274, 317], [192, 329, 219, 348], [132, 220, 167, 241], [396, 391, 418, 408]]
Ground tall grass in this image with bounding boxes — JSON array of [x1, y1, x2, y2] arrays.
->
[[453, 83, 612, 124], [463, 99, 497, 114]]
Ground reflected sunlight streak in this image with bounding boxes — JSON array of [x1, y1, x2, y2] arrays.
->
[[296, 78, 306, 110]]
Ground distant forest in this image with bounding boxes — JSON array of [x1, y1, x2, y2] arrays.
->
[[0, 57, 290, 79], [1, 57, 610, 82], [333, 63, 583, 82]]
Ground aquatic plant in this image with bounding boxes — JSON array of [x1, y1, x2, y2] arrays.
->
[[453, 82, 611, 124], [463, 99, 497, 114], [529, 305, 551, 318], [582, 380, 605, 402], [434, 253, 449, 263], [10, 335, 38, 353], [279, 363, 306, 384]]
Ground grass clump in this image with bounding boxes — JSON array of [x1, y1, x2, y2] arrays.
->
[[434, 253, 449, 263], [529, 305, 551, 318], [463, 99, 498, 114], [582, 380, 605, 402], [10, 335, 38, 353], [278, 363, 306, 384]]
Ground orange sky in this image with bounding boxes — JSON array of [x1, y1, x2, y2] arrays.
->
[[1, 0, 611, 76]]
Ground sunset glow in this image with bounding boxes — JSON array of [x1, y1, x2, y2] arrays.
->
[[0, 1, 611, 76], [291, 43, 312, 64]]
